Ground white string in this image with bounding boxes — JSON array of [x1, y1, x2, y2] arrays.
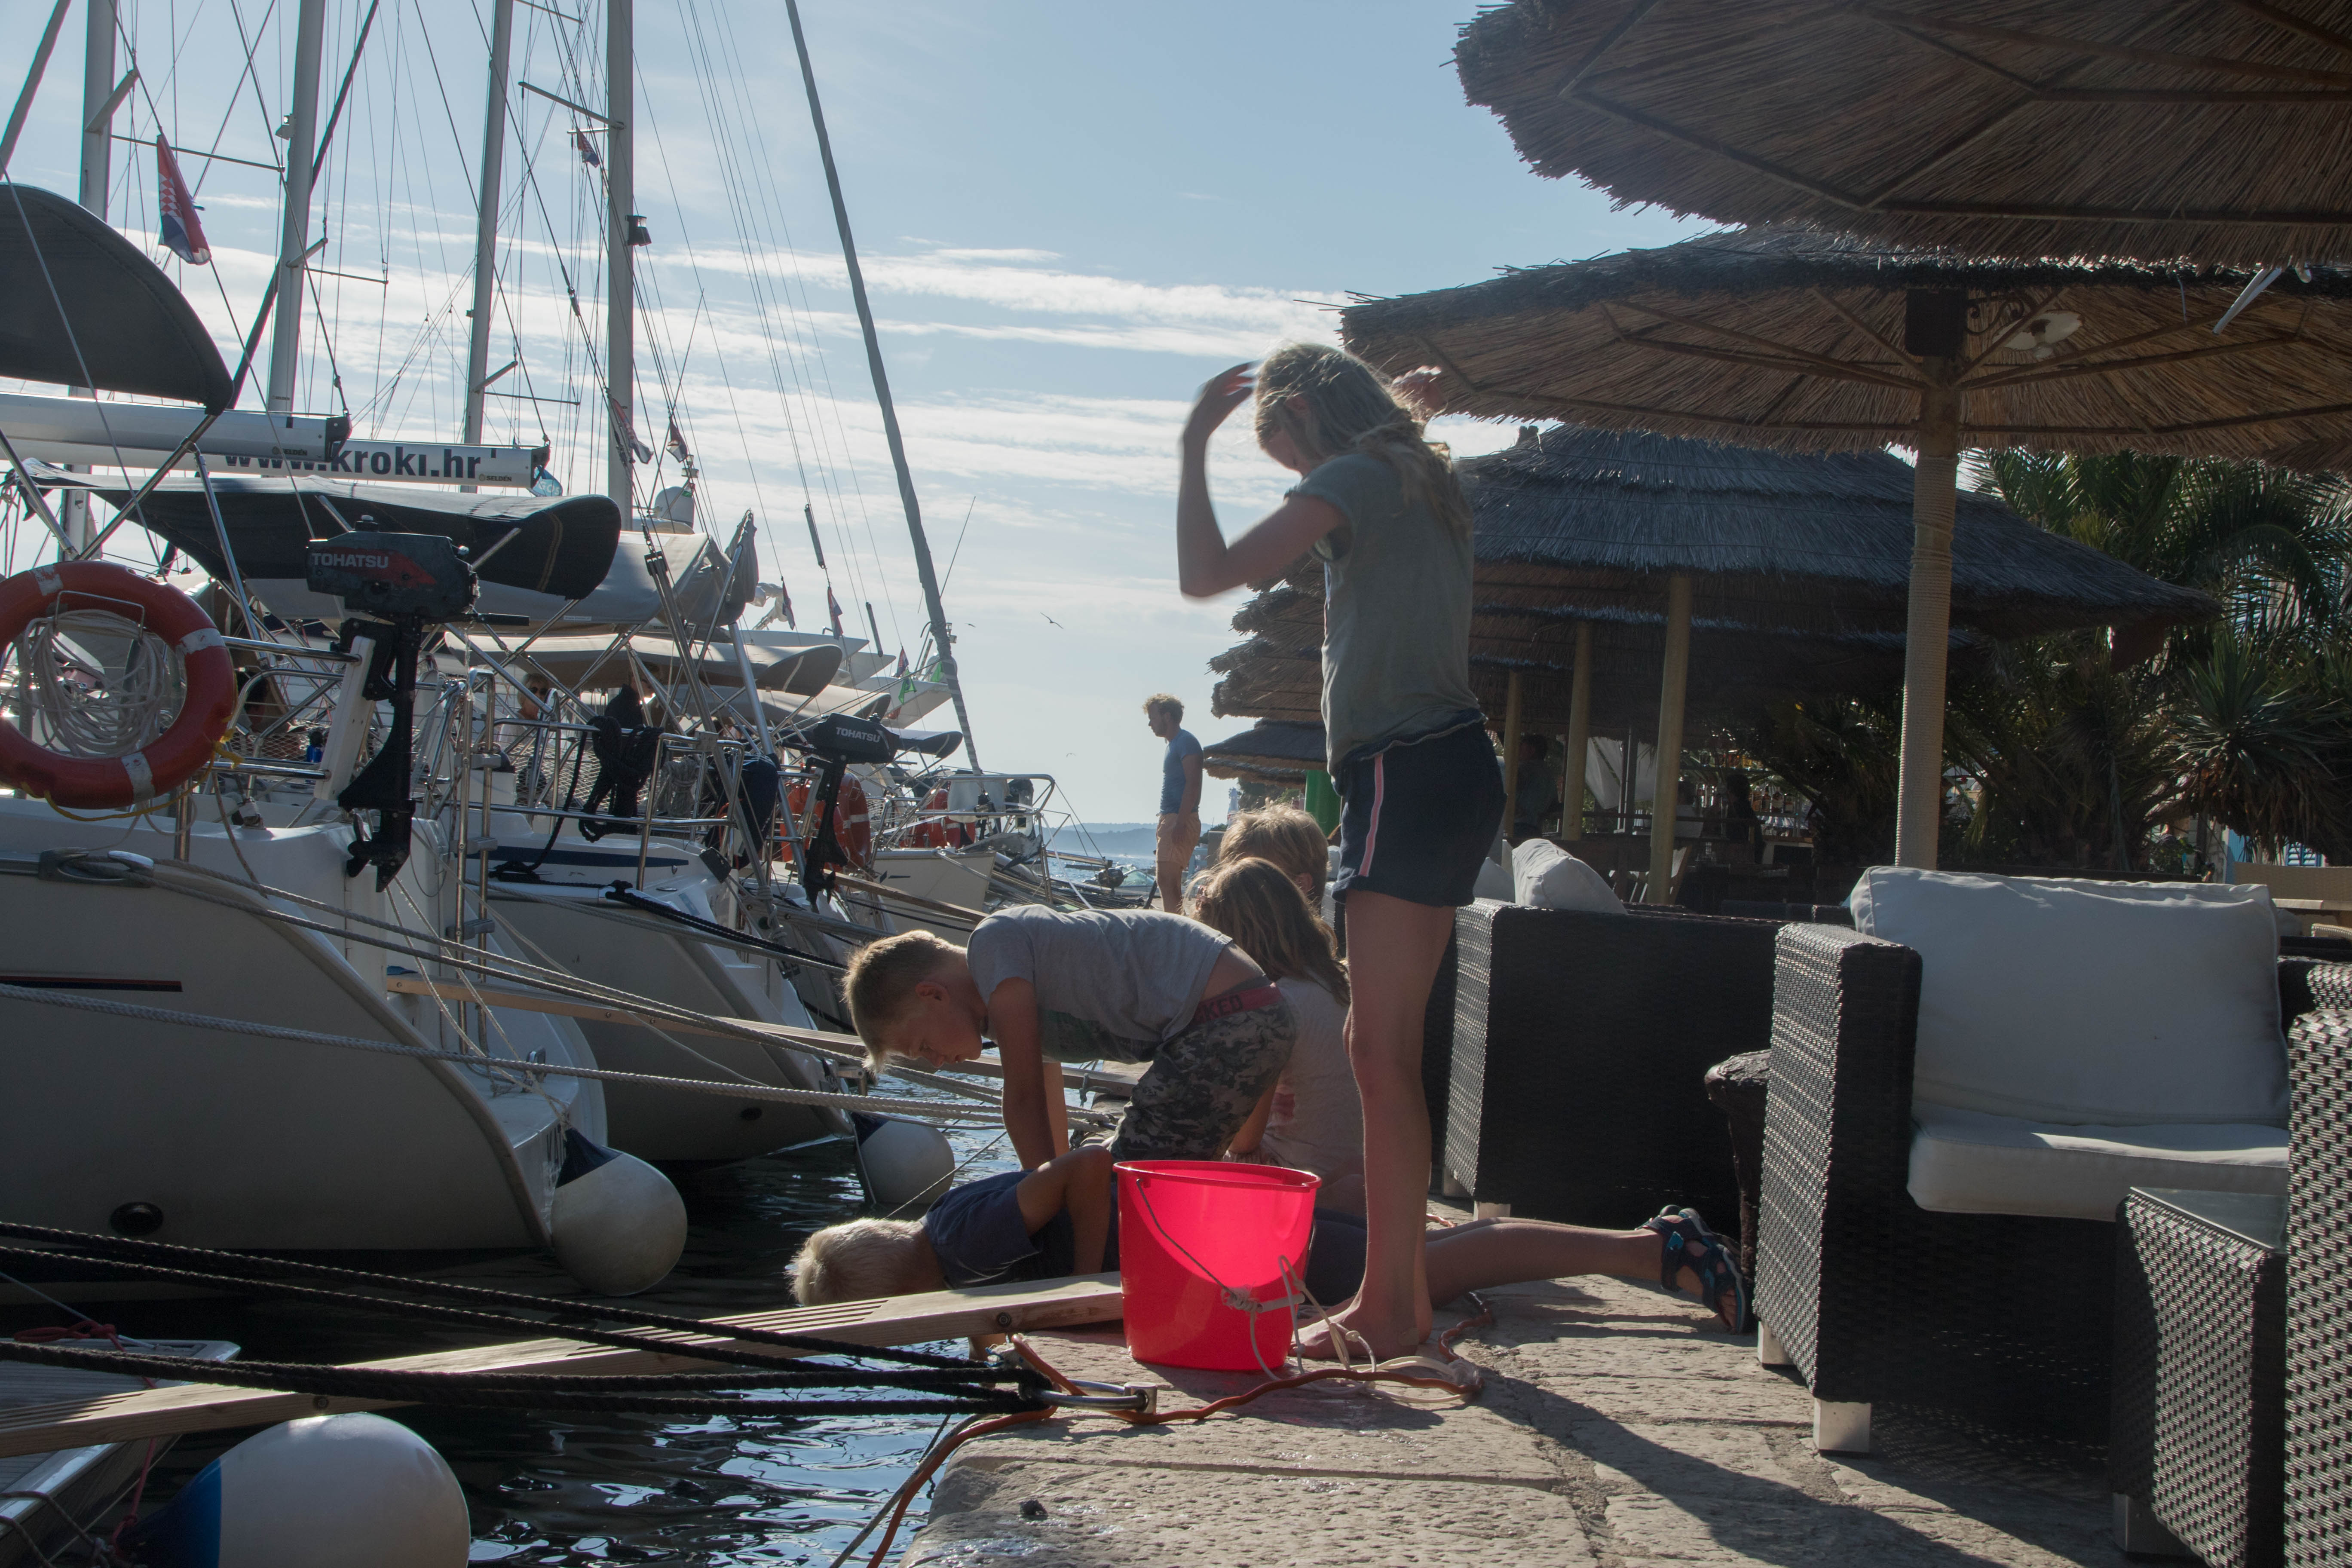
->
[[15, 607, 183, 760]]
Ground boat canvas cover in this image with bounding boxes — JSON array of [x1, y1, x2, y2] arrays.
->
[[0, 184, 233, 411], [95, 476, 622, 600]]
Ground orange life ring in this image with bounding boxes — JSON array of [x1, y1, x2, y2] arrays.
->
[[0, 561, 235, 809], [786, 774, 873, 868]]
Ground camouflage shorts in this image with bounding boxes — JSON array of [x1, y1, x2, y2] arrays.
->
[[1107, 992, 1297, 1164]]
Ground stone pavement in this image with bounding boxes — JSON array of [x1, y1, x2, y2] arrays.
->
[[901, 1273, 2133, 1567]]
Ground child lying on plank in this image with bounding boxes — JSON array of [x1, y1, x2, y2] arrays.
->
[[789, 1142, 1745, 1333], [842, 903, 1293, 1171]]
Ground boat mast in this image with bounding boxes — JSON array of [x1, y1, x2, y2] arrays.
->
[[264, 0, 326, 417], [604, 0, 634, 511], [462, 0, 516, 452], [783, 0, 980, 771], [64, 0, 118, 552]]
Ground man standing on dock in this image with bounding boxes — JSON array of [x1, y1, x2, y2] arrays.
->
[[1147, 694, 1203, 910]]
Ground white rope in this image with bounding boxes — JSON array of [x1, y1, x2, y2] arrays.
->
[[0, 981, 1001, 1120], [15, 606, 182, 759]]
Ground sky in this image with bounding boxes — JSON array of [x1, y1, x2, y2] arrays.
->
[[1, 0, 1708, 824]]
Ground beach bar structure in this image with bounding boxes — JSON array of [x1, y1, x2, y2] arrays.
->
[[1343, 227, 2352, 870], [1214, 425, 2211, 897]]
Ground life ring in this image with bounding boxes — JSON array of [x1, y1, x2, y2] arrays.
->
[[908, 787, 972, 850], [786, 774, 873, 869], [0, 561, 235, 808]]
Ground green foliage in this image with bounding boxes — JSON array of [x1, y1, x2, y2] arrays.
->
[[1744, 451, 2352, 870]]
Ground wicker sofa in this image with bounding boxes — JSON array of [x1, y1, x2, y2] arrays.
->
[[1756, 882, 2304, 1457], [2283, 959, 2352, 1564], [1437, 897, 1784, 1230]]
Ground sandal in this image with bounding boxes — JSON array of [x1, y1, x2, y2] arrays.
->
[[1642, 1207, 1746, 1332]]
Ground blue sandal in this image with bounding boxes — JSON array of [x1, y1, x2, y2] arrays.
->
[[1643, 1207, 1747, 1332]]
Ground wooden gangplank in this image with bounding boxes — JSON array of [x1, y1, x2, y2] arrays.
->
[[0, 1277, 1123, 1460]]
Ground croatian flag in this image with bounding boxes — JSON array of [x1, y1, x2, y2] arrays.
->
[[155, 136, 210, 265], [665, 418, 689, 462], [574, 129, 602, 168], [827, 587, 844, 637], [895, 649, 908, 677], [775, 579, 796, 628]]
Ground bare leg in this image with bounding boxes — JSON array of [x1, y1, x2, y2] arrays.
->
[[1302, 889, 1454, 1361], [1425, 1219, 1711, 1313]]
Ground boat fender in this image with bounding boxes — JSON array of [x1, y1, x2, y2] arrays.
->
[[852, 1112, 955, 1212], [548, 1129, 687, 1295], [0, 561, 236, 809], [126, 1412, 467, 1568]]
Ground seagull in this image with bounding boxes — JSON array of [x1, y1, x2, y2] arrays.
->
[[1040, 612, 1066, 630]]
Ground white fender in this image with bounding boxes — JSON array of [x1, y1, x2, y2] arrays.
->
[[853, 1113, 955, 1212], [129, 1412, 468, 1568], [549, 1130, 688, 1295]]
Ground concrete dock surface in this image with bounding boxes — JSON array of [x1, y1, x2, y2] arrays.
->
[[905, 1272, 2129, 1567]]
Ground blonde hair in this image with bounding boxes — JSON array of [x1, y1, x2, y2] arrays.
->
[[1216, 805, 1329, 901], [1189, 856, 1348, 1004], [791, 1218, 932, 1305], [1253, 342, 1469, 536], [842, 929, 959, 1068], [1143, 693, 1184, 723]]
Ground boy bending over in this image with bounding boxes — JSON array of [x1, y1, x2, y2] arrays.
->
[[842, 906, 1294, 1169]]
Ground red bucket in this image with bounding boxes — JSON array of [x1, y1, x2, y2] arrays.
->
[[1115, 1160, 1319, 1371]]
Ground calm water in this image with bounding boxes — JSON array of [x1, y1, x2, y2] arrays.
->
[[6, 1106, 1020, 1565]]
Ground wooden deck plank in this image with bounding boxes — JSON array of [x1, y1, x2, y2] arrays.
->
[[0, 1277, 1122, 1460]]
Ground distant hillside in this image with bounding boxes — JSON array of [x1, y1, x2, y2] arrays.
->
[[1050, 822, 1176, 858]]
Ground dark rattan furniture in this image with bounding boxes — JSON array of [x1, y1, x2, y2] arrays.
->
[[1754, 926, 2329, 1457], [1442, 900, 1782, 1229], [2283, 960, 2352, 1565], [2110, 1188, 2285, 1568], [1703, 1050, 1770, 1294]]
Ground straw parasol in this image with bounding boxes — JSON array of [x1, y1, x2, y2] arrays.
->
[[1453, 1, 2352, 268], [1200, 719, 1326, 786], [1216, 425, 2211, 885], [1343, 224, 2331, 867]]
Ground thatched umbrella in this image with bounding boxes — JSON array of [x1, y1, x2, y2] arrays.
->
[[1200, 719, 1325, 786], [1453, 1, 2352, 267], [1218, 423, 2212, 888], [1344, 225, 2329, 867]]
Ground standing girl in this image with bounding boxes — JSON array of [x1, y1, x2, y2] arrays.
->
[[1175, 343, 1504, 1358]]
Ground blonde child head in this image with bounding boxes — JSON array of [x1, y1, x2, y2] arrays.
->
[[841, 928, 965, 1071], [790, 1217, 937, 1305], [1216, 805, 1329, 902], [1189, 855, 1348, 1004]]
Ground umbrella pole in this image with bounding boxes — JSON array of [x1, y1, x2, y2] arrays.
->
[[1563, 621, 1592, 842], [1498, 670, 1525, 846], [1895, 383, 1963, 870], [1646, 573, 1693, 904]]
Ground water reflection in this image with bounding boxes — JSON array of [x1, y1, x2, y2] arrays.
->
[[12, 1109, 1018, 1565]]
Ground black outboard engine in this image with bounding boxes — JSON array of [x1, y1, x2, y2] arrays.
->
[[306, 531, 478, 887], [784, 712, 895, 895]]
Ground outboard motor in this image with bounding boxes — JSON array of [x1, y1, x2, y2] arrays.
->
[[306, 531, 478, 887], [782, 712, 898, 895]]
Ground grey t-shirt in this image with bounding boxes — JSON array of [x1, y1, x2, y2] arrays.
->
[[1292, 451, 1479, 771], [965, 905, 1232, 1063]]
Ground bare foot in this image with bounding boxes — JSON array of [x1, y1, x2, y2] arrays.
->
[[1296, 1298, 1431, 1364]]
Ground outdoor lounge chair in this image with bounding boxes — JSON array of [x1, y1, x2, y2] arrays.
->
[[1437, 842, 1782, 1228], [1755, 870, 2297, 1455], [2282, 960, 2352, 1562]]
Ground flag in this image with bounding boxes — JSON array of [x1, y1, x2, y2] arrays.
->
[[895, 649, 908, 677], [775, 579, 796, 628], [665, 418, 689, 462], [827, 587, 844, 637], [155, 136, 210, 265], [574, 129, 602, 168], [611, 398, 652, 463]]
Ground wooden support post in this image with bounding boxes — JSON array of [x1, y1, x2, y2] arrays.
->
[[1647, 574, 1693, 905], [1896, 380, 1962, 870], [1498, 669, 1525, 846], [1563, 621, 1592, 842]]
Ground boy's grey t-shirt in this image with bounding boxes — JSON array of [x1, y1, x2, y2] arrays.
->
[[966, 906, 1231, 1063], [1291, 450, 1479, 772]]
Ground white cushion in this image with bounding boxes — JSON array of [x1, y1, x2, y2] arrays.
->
[[1850, 867, 2285, 1126], [1908, 1104, 2287, 1222], [1473, 851, 1516, 903], [1512, 839, 1622, 913]]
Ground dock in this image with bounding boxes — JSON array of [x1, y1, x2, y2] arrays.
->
[[909, 1273, 2127, 1567]]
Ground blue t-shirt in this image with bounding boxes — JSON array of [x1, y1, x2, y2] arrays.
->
[[1159, 728, 1201, 815], [921, 1170, 1121, 1286]]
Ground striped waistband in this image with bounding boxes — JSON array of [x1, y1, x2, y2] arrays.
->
[[1190, 982, 1283, 1028]]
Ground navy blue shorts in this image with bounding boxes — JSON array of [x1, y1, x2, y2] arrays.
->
[[1333, 717, 1506, 908]]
